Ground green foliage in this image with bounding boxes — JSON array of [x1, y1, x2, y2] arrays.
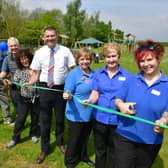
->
[[82, 12, 111, 43], [0, 0, 120, 47], [93, 21, 111, 42], [160, 42, 168, 47], [64, 0, 86, 43], [0, 0, 25, 38], [109, 29, 124, 43], [82, 13, 99, 39], [18, 9, 64, 46]]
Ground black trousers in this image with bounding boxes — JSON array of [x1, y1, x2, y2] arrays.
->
[[39, 83, 66, 152], [93, 120, 117, 168], [65, 120, 92, 168], [114, 133, 161, 168], [13, 97, 40, 142]]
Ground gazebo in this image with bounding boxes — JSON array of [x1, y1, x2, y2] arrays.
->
[[75, 37, 104, 48]]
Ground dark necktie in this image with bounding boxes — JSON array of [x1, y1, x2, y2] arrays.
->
[[47, 48, 55, 87]]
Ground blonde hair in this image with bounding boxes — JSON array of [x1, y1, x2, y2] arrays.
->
[[103, 42, 120, 57]]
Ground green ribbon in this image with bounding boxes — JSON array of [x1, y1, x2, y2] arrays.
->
[[73, 95, 168, 129], [11, 81, 63, 92], [12, 81, 168, 129]]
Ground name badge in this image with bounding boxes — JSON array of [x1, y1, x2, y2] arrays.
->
[[118, 76, 126, 81], [151, 89, 160, 96]]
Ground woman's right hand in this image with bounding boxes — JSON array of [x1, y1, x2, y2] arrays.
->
[[116, 100, 136, 115], [63, 92, 72, 100]]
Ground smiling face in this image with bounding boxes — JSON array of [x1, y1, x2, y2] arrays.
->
[[20, 56, 30, 69], [103, 43, 120, 71], [104, 49, 120, 70], [139, 53, 160, 76], [75, 48, 92, 72], [8, 40, 19, 55], [43, 29, 57, 48], [78, 56, 91, 71]]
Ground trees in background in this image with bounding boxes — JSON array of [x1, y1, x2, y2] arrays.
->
[[82, 12, 112, 42], [0, 0, 124, 47], [0, 0, 25, 38], [64, 0, 85, 44], [18, 9, 64, 46]]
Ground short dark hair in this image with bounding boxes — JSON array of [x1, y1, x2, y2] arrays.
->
[[43, 25, 57, 35]]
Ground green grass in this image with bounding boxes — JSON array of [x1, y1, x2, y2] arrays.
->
[[0, 114, 95, 168], [0, 46, 168, 168]]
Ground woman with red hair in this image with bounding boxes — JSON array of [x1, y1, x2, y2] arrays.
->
[[114, 40, 168, 168]]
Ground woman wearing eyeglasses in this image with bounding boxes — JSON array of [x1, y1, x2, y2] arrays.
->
[[114, 40, 168, 168]]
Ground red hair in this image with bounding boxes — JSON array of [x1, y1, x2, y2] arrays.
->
[[135, 40, 164, 69]]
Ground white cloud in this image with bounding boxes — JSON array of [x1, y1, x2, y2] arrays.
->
[[20, 0, 71, 12]]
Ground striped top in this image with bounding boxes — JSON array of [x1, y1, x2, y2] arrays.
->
[[1, 53, 18, 80]]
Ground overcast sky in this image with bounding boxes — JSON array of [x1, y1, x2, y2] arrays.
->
[[20, 0, 168, 42]]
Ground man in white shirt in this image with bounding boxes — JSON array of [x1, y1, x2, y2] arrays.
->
[[28, 26, 75, 164]]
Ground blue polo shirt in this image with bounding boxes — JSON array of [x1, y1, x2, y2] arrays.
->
[[92, 65, 132, 125], [64, 66, 94, 122], [116, 72, 168, 144]]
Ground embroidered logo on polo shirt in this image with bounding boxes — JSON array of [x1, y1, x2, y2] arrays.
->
[[118, 76, 126, 81], [85, 80, 90, 84], [151, 89, 160, 96]]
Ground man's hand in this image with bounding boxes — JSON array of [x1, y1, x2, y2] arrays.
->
[[3, 79, 11, 88]]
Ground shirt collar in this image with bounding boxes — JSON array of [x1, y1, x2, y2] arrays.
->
[[136, 71, 168, 82], [47, 44, 59, 52], [76, 66, 94, 77], [100, 64, 123, 75]]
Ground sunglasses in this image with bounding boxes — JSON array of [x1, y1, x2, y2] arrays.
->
[[138, 44, 156, 52]]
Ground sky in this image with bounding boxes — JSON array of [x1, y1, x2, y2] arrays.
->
[[20, 0, 168, 42]]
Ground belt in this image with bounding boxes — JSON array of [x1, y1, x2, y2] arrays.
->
[[39, 82, 64, 89]]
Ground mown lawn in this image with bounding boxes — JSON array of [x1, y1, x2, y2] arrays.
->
[[0, 46, 168, 168]]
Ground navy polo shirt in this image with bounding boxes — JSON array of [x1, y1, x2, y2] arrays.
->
[[116, 72, 168, 144], [92, 65, 132, 125]]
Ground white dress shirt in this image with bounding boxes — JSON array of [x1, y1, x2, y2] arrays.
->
[[31, 44, 75, 85]]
